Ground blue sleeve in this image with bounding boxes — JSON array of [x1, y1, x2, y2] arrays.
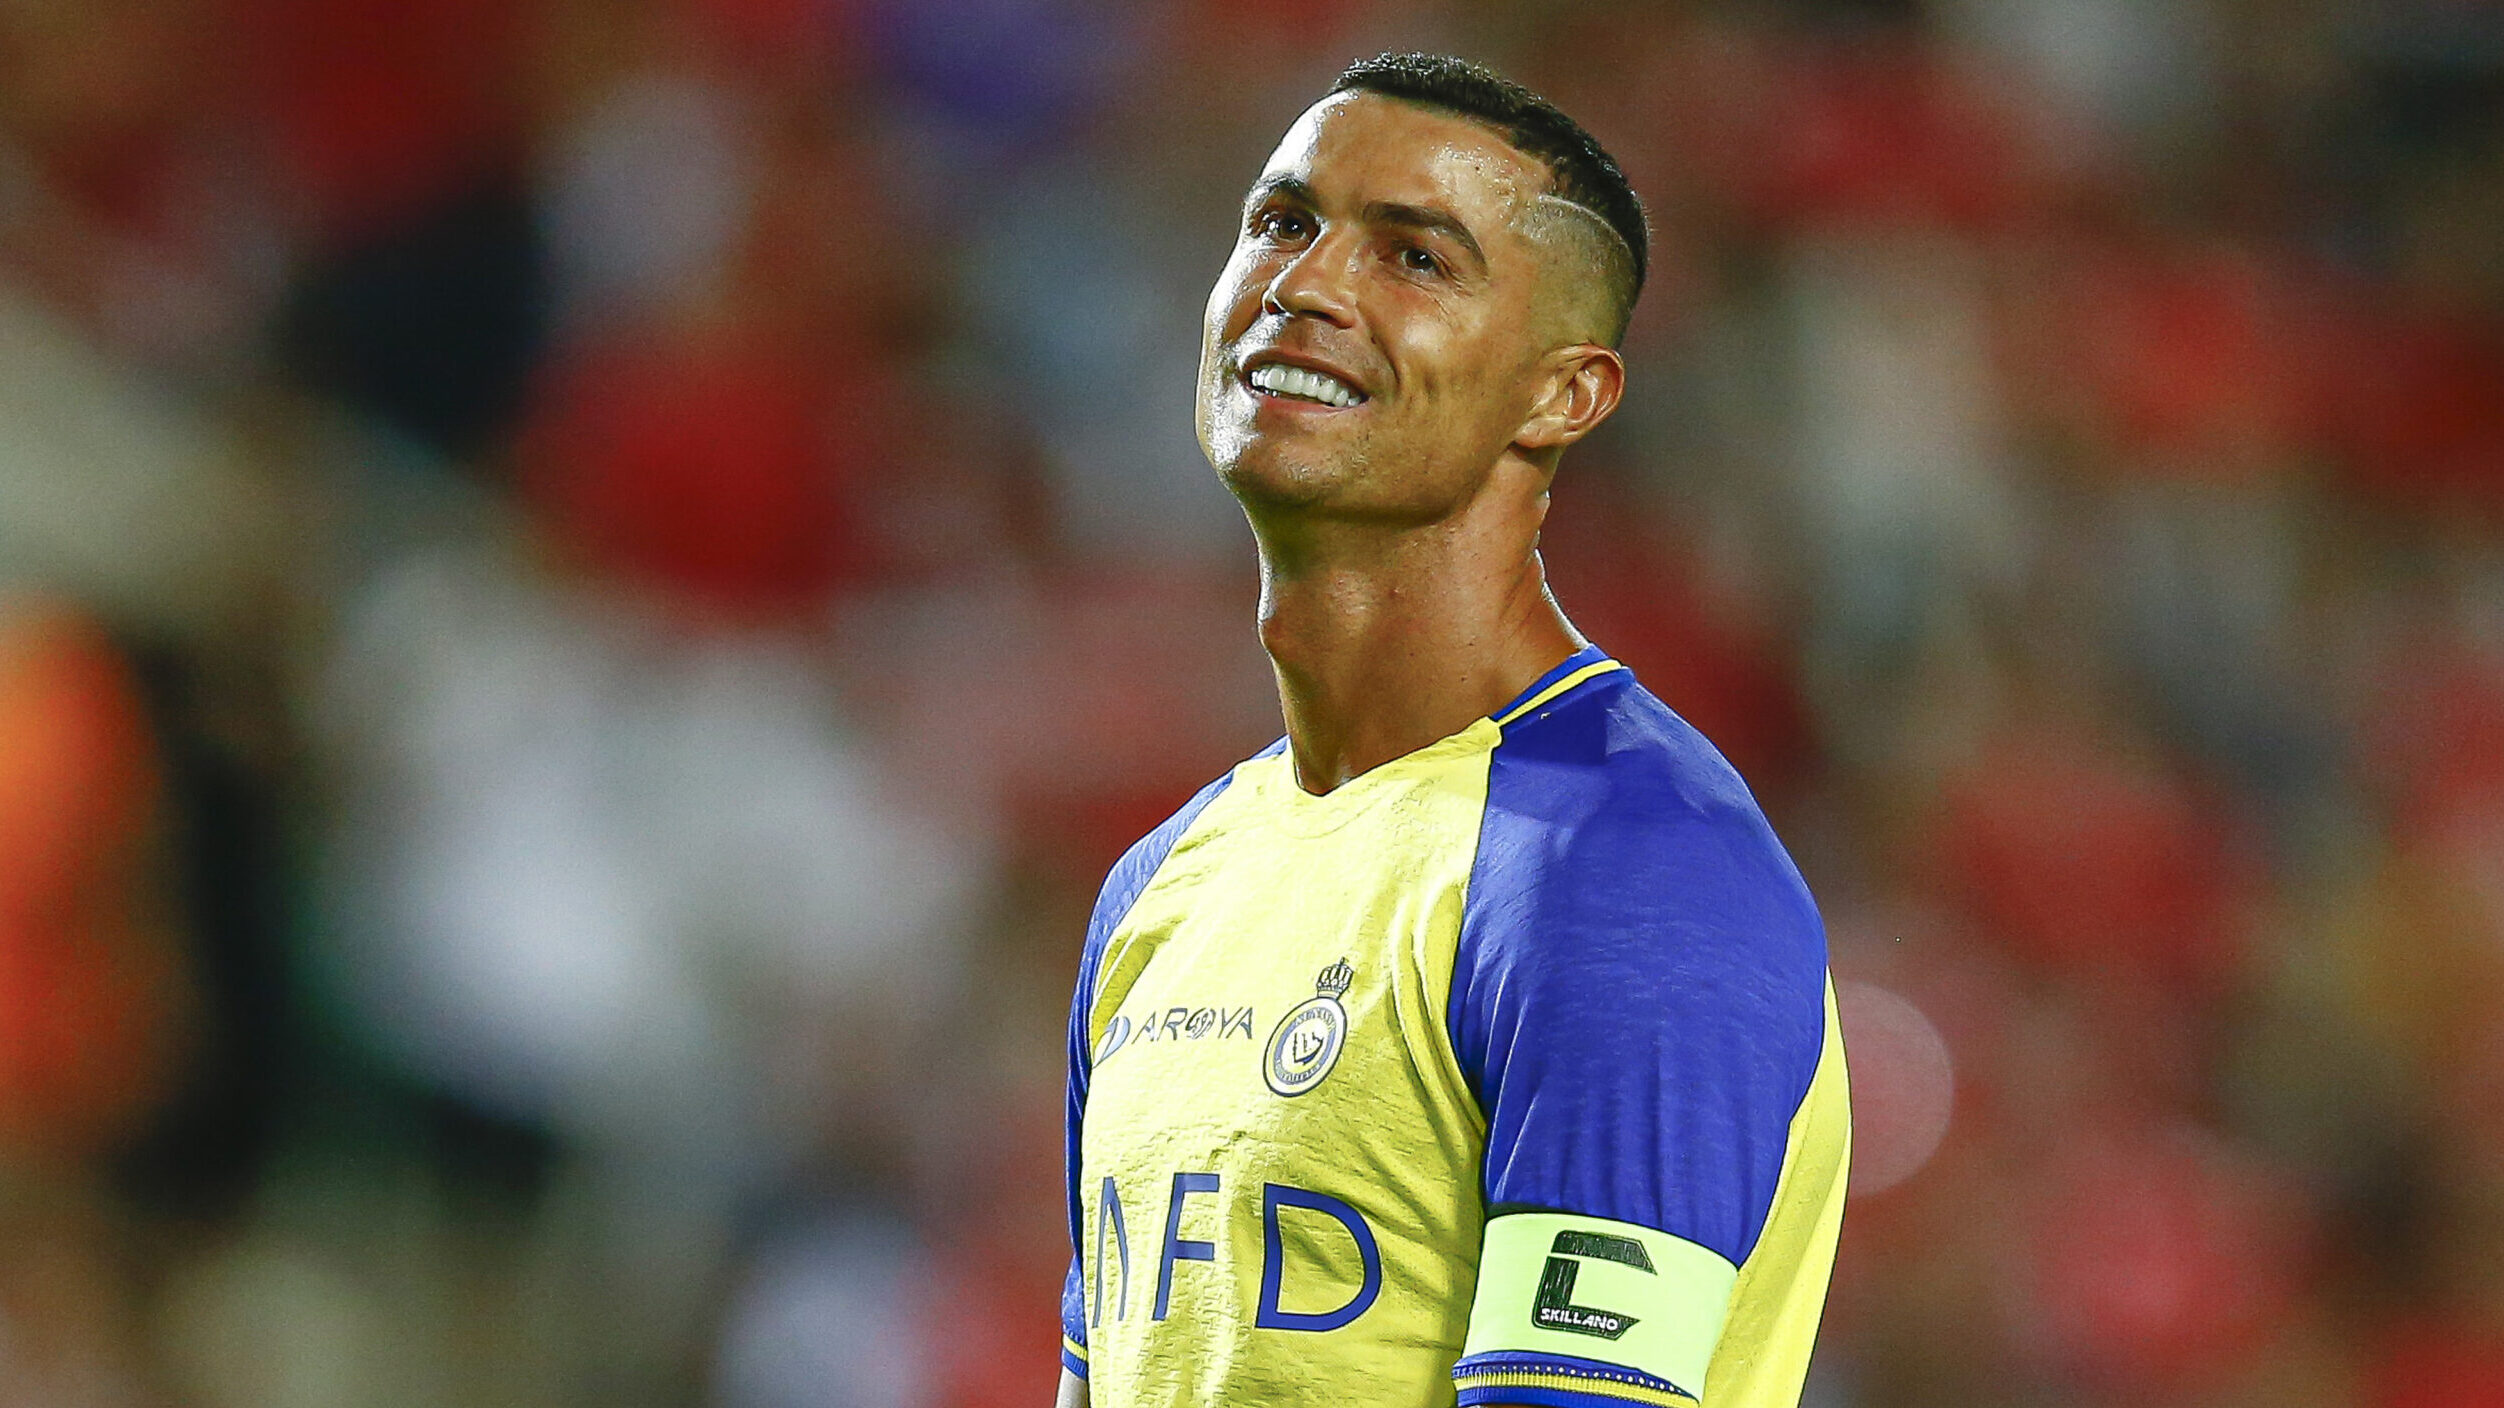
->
[[1059, 1261, 1087, 1378], [1447, 681, 1828, 1404], [1062, 766, 1243, 1372], [1452, 682, 1827, 1260]]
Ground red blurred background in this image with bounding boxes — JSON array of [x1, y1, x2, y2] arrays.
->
[[1, 1, 2501, 1405]]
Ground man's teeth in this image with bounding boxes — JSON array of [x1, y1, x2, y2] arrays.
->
[[1248, 363, 1364, 408]]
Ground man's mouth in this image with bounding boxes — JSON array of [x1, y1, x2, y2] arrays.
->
[[1246, 362, 1367, 409]]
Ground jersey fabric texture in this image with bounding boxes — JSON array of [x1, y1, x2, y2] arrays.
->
[[1060, 648, 1849, 1408]]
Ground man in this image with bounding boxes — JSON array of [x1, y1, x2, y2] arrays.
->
[[1057, 53, 1847, 1408]]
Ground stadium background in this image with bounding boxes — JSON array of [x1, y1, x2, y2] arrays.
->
[[2, 0, 2503, 1403]]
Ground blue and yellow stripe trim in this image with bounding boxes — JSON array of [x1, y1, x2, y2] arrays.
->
[[1493, 648, 1626, 730], [1453, 1352, 1697, 1408], [1060, 1334, 1088, 1378]]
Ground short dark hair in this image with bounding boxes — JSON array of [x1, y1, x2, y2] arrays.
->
[[1330, 52, 1648, 343]]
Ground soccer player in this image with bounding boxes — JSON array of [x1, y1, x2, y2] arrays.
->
[[1056, 53, 1847, 1408]]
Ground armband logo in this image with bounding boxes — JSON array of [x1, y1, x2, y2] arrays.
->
[[1263, 960, 1352, 1097], [1531, 1229, 1654, 1341]]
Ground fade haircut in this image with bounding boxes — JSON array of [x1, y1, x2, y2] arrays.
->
[[1330, 52, 1649, 345]]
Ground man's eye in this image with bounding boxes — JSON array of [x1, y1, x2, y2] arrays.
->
[[1398, 245, 1443, 276], [1255, 211, 1309, 240]]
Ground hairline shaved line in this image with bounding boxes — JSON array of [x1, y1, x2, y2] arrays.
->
[[1532, 192, 1635, 267], [1522, 192, 1637, 346]]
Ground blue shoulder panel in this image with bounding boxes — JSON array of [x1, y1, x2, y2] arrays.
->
[[1450, 670, 1827, 1268], [1061, 747, 1268, 1355], [1496, 643, 1613, 718]]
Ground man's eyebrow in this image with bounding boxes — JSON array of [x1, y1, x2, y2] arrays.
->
[[1243, 174, 1317, 212]]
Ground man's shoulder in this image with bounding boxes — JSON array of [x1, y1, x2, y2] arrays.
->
[[1452, 665, 1833, 1247], [1084, 739, 1285, 946], [1468, 665, 1825, 996], [1486, 668, 1793, 881]]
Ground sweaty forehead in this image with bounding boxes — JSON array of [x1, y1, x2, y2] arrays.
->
[[1259, 92, 1550, 236]]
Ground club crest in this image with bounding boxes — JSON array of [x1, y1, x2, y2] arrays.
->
[[1265, 959, 1353, 1097]]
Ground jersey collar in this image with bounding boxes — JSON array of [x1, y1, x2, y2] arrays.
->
[[1491, 645, 1622, 729]]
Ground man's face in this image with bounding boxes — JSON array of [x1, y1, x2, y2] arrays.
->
[[1196, 92, 1580, 523]]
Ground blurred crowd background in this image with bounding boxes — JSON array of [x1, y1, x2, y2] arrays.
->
[[2, 0, 2502, 1404]]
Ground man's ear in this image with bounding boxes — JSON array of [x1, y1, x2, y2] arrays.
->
[[1513, 344, 1625, 454]]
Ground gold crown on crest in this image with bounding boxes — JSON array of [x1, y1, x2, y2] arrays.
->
[[1315, 959, 1354, 998]]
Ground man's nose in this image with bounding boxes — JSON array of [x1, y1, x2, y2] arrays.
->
[[1260, 231, 1359, 327]]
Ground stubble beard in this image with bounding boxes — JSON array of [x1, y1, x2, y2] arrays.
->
[[1199, 362, 1366, 517], [1212, 425, 1375, 518]]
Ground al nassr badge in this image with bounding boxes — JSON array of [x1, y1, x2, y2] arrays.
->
[[1265, 959, 1352, 1096]]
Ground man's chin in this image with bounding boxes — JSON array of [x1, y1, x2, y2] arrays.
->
[[1214, 449, 1341, 512], [1207, 416, 1334, 497]]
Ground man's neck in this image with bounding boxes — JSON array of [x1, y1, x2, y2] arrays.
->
[[1249, 492, 1582, 796]]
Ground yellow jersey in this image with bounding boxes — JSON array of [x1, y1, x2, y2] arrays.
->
[[1061, 649, 1848, 1408]]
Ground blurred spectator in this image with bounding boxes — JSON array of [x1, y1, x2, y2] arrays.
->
[[0, 601, 189, 1160]]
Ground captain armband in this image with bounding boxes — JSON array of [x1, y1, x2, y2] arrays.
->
[[1453, 1210, 1738, 1406]]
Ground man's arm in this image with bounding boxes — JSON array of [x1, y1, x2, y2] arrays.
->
[[1054, 1368, 1088, 1408], [1443, 709, 1844, 1408]]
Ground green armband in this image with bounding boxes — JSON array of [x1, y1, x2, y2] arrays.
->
[[1462, 1210, 1738, 1398]]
